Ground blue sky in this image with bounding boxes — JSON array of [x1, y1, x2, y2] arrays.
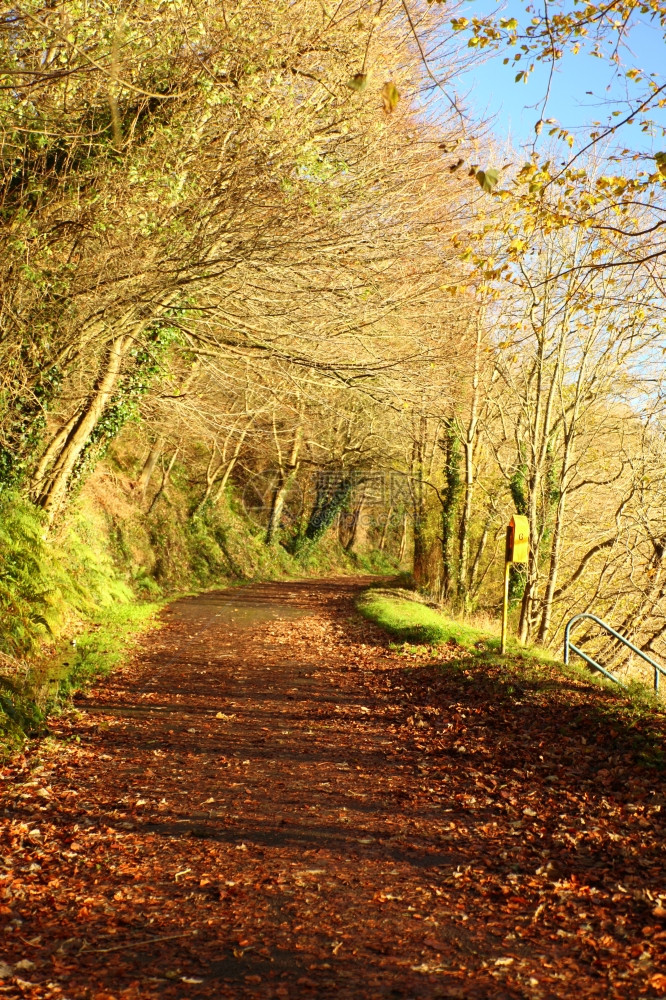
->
[[452, 1, 666, 160]]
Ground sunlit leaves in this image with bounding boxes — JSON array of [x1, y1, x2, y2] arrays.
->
[[476, 168, 500, 193], [507, 237, 527, 253]]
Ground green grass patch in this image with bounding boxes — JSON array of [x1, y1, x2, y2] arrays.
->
[[356, 587, 497, 651], [49, 600, 162, 700], [1, 599, 162, 756], [357, 586, 621, 681]]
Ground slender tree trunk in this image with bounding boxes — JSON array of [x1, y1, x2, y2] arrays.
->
[[378, 505, 393, 552], [468, 517, 490, 597], [137, 436, 164, 497], [148, 446, 179, 514], [519, 470, 541, 645], [457, 436, 474, 605], [266, 484, 289, 544], [398, 511, 408, 565], [457, 311, 483, 606], [266, 425, 302, 545], [441, 420, 461, 601], [211, 423, 254, 507], [538, 490, 568, 643], [36, 336, 130, 522], [411, 411, 431, 587], [30, 408, 82, 498], [192, 445, 220, 516], [412, 520, 430, 585], [212, 456, 239, 505]]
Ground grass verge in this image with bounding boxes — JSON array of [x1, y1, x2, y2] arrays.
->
[[0, 600, 162, 757], [48, 601, 162, 701], [357, 586, 666, 776], [356, 587, 666, 718], [356, 586, 498, 652], [356, 586, 666, 766]]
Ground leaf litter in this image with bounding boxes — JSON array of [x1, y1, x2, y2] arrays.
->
[[0, 578, 665, 999]]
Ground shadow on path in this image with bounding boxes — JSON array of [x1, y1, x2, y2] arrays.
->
[[1, 577, 665, 1000]]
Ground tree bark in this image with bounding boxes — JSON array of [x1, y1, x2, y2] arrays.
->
[[398, 511, 408, 565], [30, 407, 82, 499], [378, 505, 394, 552], [538, 488, 568, 644], [266, 425, 302, 545], [345, 492, 367, 553], [137, 436, 164, 497], [36, 335, 130, 523], [147, 446, 179, 514], [296, 474, 353, 550], [457, 312, 483, 608], [468, 516, 490, 597], [441, 420, 461, 602]]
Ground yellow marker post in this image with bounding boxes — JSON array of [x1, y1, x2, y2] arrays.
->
[[501, 515, 529, 655]]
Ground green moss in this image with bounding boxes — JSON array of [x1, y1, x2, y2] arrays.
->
[[0, 486, 164, 753], [0, 490, 52, 658]]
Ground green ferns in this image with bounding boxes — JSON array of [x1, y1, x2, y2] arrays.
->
[[0, 491, 51, 657]]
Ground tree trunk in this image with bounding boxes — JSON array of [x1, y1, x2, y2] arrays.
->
[[148, 446, 179, 514], [519, 460, 542, 643], [468, 517, 490, 597], [457, 311, 483, 608], [441, 420, 461, 602], [538, 491, 567, 644], [412, 518, 430, 586], [378, 505, 393, 552], [457, 434, 474, 606], [345, 493, 367, 553], [137, 436, 164, 497], [211, 422, 255, 507], [211, 456, 240, 506], [191, 445, 220, 517], [266, 425, 302, 545], [36, 335, 130, 523], [296, 474, 352, 551], [398, 511, 408, 565], [30, 408, 82, 499], [266, 485, 288, 545]]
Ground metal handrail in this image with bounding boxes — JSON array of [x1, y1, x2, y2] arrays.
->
[[564, 613, 666, 695]]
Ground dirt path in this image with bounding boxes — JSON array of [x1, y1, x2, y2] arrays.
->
[[1, 578, 665, 1000]]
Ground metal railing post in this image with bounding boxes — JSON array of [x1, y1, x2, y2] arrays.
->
[[563, 618, 571, 665], [563, 613, 666, 695]]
